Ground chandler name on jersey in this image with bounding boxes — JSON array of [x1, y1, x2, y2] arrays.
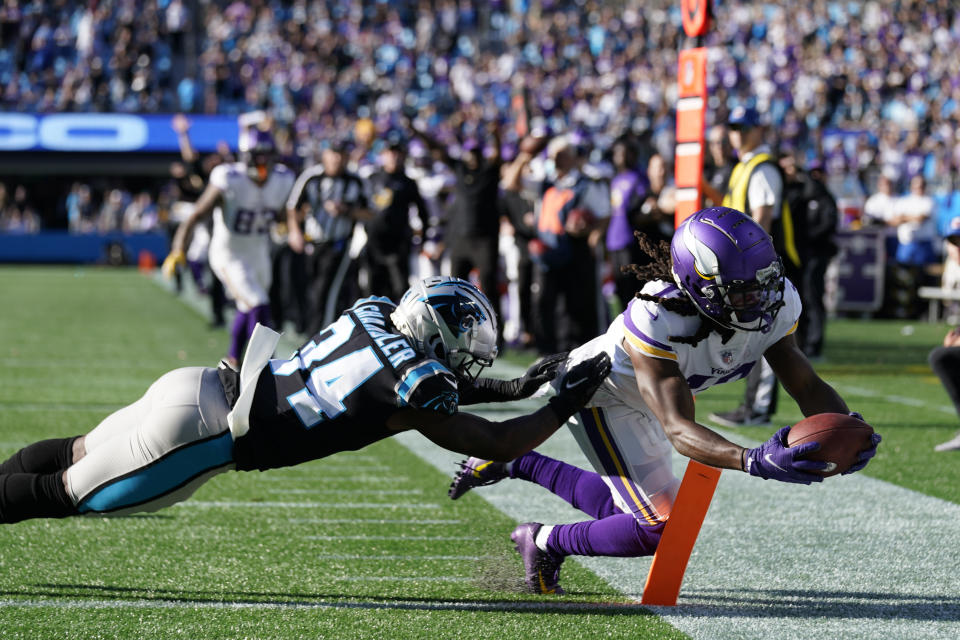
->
[[233, 297, 459, 471]]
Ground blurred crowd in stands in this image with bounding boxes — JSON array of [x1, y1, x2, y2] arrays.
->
[[2, 0, 960, 339], [0, 0, 958, 190]]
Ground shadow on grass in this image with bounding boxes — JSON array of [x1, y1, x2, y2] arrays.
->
[[667, 587, 960, 622], [7, 582, 650, 616], [9, 583, 960, 621]]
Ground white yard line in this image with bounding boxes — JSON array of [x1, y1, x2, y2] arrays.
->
[[314, 554, 490, 561], [175, 500, 442, 510], [396, 417, 960, 640], [834, 383, 957, 416], [288, 518, 461, 525], [0, 597, 636, 613], [269, 488, 423, 495], [306, 535, 480, 541]]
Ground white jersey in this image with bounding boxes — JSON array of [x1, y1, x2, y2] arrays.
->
[[207, 163, 295, 311], [209, 162, 295, 260], [558, 278, 801, 522], [570, 278, 801, 410]]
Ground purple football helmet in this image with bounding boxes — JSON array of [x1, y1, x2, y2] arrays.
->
[[240, 129, 276, 182], [671, 207, 785, 332]]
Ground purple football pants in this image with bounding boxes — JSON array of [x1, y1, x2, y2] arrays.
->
[[229, 304, 272, 361], [511, 450, 664, 558]]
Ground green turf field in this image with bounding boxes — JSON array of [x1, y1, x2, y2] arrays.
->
[[1, 266, 959, 639]]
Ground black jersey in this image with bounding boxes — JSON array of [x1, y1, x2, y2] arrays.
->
[[233, 296, 460, 471]]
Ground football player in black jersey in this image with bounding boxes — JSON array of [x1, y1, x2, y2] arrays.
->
[[0, 276, 611, 524]]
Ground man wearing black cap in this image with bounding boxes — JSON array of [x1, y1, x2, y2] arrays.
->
[[286, 143, 371, 335], [363, 140, 430, 302], [709, 105, 799, 428]]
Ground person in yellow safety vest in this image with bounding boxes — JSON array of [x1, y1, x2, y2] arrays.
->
[[708, 105, 802, 429]]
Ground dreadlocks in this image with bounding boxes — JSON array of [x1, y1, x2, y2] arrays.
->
[[621, 231, 735, 347]]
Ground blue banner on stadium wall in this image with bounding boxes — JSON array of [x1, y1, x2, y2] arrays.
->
[[0, 113, 239, 153]]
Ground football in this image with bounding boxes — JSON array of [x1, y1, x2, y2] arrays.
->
[[787, 413, 874, 477]]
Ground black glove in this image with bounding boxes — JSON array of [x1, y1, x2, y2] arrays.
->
[[548, 352, 612, 423], [459, 352, 568, 405]]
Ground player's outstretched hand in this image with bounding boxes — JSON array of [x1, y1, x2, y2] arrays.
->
[[512, 351, 568, 398], [744, 426, 828, 484], [840, 411, 880, 475], [842, 432, 882, 475], [161, 250, 186, 280], [548, 352, 612, 423]]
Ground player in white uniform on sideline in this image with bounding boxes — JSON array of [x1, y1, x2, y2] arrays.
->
[[449, 206, 882, 594], [165, 129, 295, 366]]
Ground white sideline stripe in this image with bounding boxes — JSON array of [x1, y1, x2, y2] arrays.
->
[[176, 501, 441, 510], [270, 489, 422, 495], [282, 467, 384, 474], [258, 475, 398, 484], [315, 554, 490, 561], [395, 418, 960, 640], [0, 597, 632, 613], [289, 518, 461, 525], [834, 383, 957, 416], [306, 535, 479, 541]]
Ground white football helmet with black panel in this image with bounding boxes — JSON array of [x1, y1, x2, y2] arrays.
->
[[391, 276, 498, 382]]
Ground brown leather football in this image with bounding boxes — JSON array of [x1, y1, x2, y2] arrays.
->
[[786, 413, 874, 477]]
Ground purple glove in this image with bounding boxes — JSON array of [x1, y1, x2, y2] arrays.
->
[[842, 432, 881, 475], [743, 426, 828, 484], [840, 411, 880, 475]]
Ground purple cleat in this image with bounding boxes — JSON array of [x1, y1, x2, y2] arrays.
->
[[511, 522, 566, 595], [448, 457, 508, 500]]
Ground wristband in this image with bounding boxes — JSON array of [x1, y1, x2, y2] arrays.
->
[[459, 377, 517, 405], [547, 394, 580, 424]]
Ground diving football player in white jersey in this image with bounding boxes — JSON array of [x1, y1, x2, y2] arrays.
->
[[449, 206, 882, 594], [165, 129, 295, 366]]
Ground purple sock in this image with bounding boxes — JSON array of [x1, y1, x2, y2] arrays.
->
[[512, 451, 619, 519], [229, 310, 249, 361], [247, 304, 273, 336], [547, 513, 664, 558]]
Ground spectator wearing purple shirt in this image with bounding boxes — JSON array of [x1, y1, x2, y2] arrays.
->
[[605, 136, 650, 311]]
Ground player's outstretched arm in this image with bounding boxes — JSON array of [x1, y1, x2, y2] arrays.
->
[[458, 352, 568, 405], [764, 333, 848, 416], [163, 183, 222, 278], [388, 353, 610, 461], [767, 336, 881, 475], [628, 344, 746, 471]]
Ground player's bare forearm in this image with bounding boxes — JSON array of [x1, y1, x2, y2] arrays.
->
[[626, 339, 744, 470], [172, 184, 220, 253], [648, 372, 745, 470], [765, 334, 848, 415], [389, 406, 563, 461]]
